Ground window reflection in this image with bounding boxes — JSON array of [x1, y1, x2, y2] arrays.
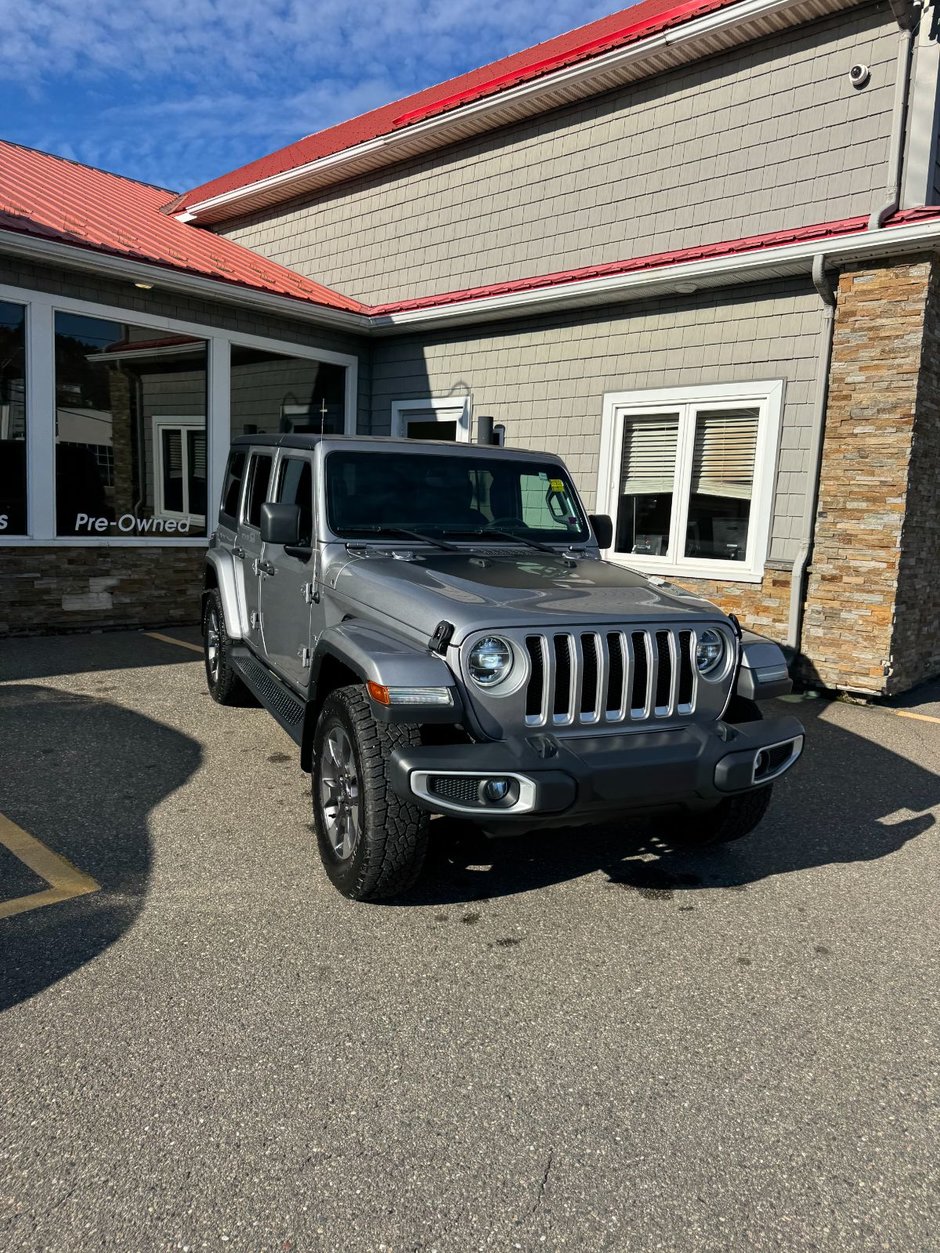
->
[[54, 314, 208, 537], [0, 300, 27, 535], [230, 345, 345, 437]]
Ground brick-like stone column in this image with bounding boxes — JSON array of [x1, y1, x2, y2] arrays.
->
[[802, 257, 934, 695], [890, 261, 940, 690], [109, 367, 136, 521]]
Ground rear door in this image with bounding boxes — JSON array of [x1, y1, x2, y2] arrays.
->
[[237, 449, 274, 656], [258, 452, 315, 691]]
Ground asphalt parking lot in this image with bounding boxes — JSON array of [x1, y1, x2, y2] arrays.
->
[[1, 630, 938, 1252]]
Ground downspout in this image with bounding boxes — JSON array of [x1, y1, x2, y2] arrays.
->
[[868, 0, 919, 229], [786, 254, 836, 654]]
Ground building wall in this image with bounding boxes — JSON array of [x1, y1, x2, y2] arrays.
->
[[221, 3, 898, 305], [801, 256, 937, 694], [370, 279, 825, 583]]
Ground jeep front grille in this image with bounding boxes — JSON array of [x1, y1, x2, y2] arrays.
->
[[523, 628, 696, 727]]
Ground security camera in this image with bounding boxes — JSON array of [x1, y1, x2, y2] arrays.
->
[[849, 64, 870, 89]]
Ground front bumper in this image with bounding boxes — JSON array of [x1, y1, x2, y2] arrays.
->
[[388, 715, 804, 828]]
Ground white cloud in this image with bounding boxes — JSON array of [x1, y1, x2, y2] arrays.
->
[[0, 0, 617, 187]]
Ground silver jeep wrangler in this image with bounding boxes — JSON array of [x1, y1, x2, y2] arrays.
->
[[203, 434, 803, 900]]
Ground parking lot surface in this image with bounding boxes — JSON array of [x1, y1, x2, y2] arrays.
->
[[1, 630, 938, 1251]]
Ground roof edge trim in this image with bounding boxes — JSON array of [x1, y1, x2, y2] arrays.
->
[[0, 227, 371, 333], [174, 0, 830, 223], [369, 213, 940, 330]]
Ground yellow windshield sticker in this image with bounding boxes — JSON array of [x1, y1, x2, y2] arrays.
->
[[549, 478, 565, 493]]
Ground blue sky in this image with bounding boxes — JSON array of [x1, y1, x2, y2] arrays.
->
[[1, 0, 617, 194]]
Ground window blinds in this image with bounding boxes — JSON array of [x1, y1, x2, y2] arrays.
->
[[162, 429, 183, 479], [619, 415, 679, 495], [690, 408, 758, 500], [189, 430, 207, 480]]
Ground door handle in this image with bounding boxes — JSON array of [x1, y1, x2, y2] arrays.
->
[[258, 560, 276, 576], [233, 545, 246, 559]]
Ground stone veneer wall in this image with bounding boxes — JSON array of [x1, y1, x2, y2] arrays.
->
[[0, 548, 205, 636], [802, 257, 935, 695], [671, 566, 793, 641], [890, 260, 940, 690]]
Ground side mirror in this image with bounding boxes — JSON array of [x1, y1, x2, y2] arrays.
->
[[589, 513, 613, 549], [260, 502, 301, 546]]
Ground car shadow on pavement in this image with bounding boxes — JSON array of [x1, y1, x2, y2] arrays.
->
[[0, 628, 202, 683], [406, 697, 938, 905], [0, 684, 201, 1012]]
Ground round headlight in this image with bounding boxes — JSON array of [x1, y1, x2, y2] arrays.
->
[[468, 636, 513, 687], [695, 628, 726, 677]]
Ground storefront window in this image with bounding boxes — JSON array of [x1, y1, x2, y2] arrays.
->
[[0, 300, 27, 536], [230, 345, 345, 438], [54, 314, 207, 537]]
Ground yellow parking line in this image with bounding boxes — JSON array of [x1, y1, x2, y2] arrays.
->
[[0, 813, 100, 921], [889, 708, 940, 725], [144, 631, 203, 655]]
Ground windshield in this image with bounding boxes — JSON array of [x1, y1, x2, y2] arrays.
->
[[325, 450, 590, 544]]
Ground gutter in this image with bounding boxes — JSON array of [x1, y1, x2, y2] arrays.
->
[[869, 0, 919, 228], [787, 253, 836, 654]]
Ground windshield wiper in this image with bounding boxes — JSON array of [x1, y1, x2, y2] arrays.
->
[[442, 526, 568, 557], [342, 525, 461, 552]]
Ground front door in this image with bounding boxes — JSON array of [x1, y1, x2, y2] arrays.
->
[[259, 453, 315, 692], [391, 397, 470, 441], [237, 449, 274, 656]]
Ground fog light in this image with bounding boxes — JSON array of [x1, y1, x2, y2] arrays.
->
[[483, 778, 511, 802], [755, 751, 768, 775]]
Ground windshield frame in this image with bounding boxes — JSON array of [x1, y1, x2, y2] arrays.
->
[[323, 448, 591, 545]]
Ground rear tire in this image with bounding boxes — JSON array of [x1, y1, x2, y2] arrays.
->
[[203, 589, 251, 706], [312, 685, 430, 901]]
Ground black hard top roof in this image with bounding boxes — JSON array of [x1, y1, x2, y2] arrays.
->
[[229, 433, 558, 459]]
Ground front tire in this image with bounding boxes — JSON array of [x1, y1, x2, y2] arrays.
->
[[660, 696, 773, 846], [312, 686, 430, 901], [669, 784, 774, 848]]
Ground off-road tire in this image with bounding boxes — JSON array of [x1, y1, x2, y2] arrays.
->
[[203, 589, 251, 706], [660, 696, 772, 846], [312, 685, 431, 901]]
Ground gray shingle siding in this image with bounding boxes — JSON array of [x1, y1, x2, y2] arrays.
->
[[221, 4, 898, 305], [369, 280, 823, 565]]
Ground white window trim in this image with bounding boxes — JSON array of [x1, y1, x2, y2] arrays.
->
[[152, 415, 207, 526], [391, 396, 471, 442], [596, 380, 784, 585], [0, 282, 359, 546]]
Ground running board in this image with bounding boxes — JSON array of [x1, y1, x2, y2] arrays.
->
[[231, 648, 306, 746]]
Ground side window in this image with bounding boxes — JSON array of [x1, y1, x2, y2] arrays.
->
[[219, 451, 246, 527], [244, 453, 273, 528], [276, 456, 313, 546]]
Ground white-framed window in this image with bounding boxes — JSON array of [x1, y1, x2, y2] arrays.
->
[[153, 416, 207, 526], [0, 280, 358, 545], [391, 396, 471, 442], [596, 381, 784, 583]]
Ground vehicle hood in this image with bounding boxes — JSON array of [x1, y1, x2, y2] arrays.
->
[[325, 548, 724, 642]]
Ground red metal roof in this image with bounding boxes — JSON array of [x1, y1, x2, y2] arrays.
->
[[172, 0, 740, 214], [3, 138, 939, 324], [369, 208, 940, 315], [0, 141, 364, 314]]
